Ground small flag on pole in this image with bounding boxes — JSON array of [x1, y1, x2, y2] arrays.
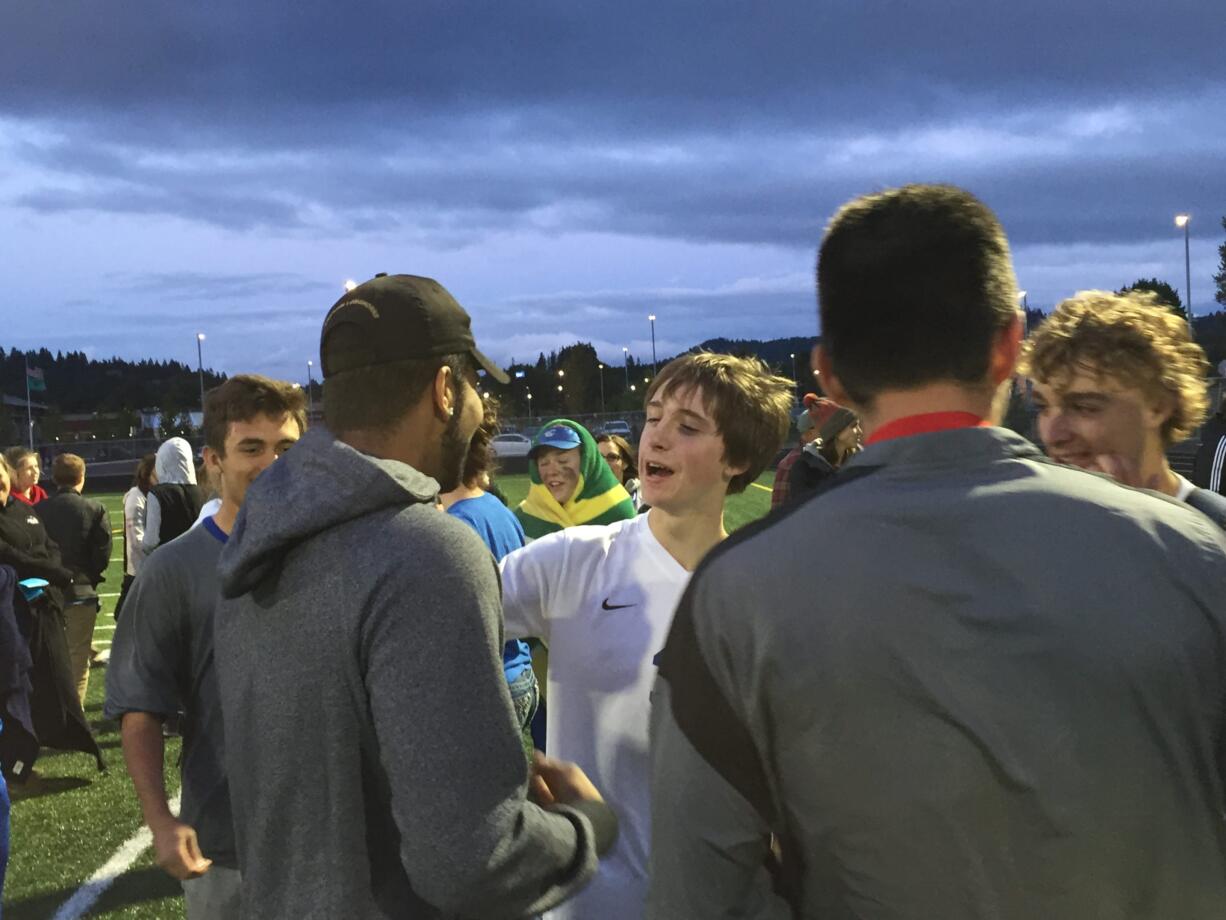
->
[[26, 366, 46, 392]]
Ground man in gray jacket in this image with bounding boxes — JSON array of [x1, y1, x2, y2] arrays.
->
[[215, 274, 616, 919], [649, 185, 1226, 918]]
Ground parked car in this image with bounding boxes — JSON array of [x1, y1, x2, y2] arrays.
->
[[491, 433, 533, 458], [600, 420, 632, 437]]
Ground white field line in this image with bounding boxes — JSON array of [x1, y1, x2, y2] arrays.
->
[[94, 624, 115, 632], [99, 592, 120, 598], [53, 792, 182, 920], [749, 482, 772, 493], [93, 641, 111, 648]]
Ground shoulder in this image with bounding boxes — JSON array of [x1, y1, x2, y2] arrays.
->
[[1187, 488, 1226, 531], [141, 525, 219, 579]]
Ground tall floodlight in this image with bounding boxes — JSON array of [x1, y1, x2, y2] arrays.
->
[[622, 347, 630, 389], [648, 314, 657, 375], [1175, 214, 1192, 326], [598, 364, 606, 414], [307, 360, 315, 412], [196, 333, 207, 420]]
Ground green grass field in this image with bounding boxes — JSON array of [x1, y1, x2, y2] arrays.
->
[[4, 471, 774, 918]]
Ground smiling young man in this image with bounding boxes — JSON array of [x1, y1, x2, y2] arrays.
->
[[500, 352, 793, 920], [106, 374, 305, 920], [1021, 289, 1226, 526]]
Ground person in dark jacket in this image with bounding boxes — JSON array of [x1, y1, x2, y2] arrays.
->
[[36, 453, 111, 705], [783, 400, 861, 507], [142, 437, 202, 554], [0, 457, 102, 777], [1192, 399, 1226, 495]]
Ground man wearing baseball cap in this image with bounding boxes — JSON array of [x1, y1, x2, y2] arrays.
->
[[214, 274, 616, 919]]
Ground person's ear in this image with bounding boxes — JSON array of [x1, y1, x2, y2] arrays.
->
[[1141, 390, 1176, 434], [203, 445, 222, 478], [988, 312, 1024, 387], [814, 345, 852, 407], [432, 365, 456, 422]]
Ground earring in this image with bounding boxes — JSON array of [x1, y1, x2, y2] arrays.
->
[[448, 407, 455, 417]]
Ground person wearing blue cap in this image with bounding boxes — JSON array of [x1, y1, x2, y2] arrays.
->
[[500, 353, 793, 920], [514, 420, 636, 540]]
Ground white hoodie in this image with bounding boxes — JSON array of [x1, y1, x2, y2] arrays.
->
[[141, 437, 198, 554]]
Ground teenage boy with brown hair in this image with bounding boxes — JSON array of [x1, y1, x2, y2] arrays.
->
[[107, 374, 306, 919], [500, 351, 794, 920]]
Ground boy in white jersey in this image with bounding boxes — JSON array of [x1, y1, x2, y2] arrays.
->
[[500, 352, 793, 920]]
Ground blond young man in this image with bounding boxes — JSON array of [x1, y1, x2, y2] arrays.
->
[[500, 352, 793, 920], [1021, 289, 1226, 526]]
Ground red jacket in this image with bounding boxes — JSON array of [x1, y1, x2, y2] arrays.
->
[[11, 484, 49, 506]]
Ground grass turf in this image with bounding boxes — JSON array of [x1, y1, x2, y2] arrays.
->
[[4, 472, 773, 917]]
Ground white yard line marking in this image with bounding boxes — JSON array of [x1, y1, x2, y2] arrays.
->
[[99, 592, 120, 598], [53, 792, 181, 920], [749, 482, 772, 492]]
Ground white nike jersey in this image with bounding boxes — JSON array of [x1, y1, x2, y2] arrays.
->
[[501, 512, 690, 920]]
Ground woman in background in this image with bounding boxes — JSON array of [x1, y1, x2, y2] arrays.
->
[[596, 433, 642, 510], [114, 453, 156, 620]]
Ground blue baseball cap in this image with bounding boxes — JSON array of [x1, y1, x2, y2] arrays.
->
[[530, 424, 582, 456]]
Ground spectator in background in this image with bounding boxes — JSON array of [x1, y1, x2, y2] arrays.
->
[[596, 433, 642, 510], [439, 395, 539, 755], [0, 456, 103, 776], [770, 394, 839, 510], [515, 420, 636, 540], [193, 457, 222, 526], [3, 449, 47, 506], [108, 374, 306, 919], [35, 453, 111, 706], [786, 402, 862, 505], [1192, 396, 1226, 496], [115, 454, 156, 620], [141, 437, 202, 554], [1022, 289, 1226, 527]]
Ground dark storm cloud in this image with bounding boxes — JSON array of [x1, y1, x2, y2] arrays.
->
[[2, 0, 1222, 261]]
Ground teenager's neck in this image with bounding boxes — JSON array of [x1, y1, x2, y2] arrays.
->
[[1142, 445, 1182, 497], [212, 499, 239, 535], [856, 381, 1000, 439], [439, 483, 484, 509], [647, 501, 727, 572]]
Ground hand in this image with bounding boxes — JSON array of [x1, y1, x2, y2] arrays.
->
[[150, 817, 212, 880], [529, 752, 604, 808]]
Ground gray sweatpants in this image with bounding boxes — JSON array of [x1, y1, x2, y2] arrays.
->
[[182, 866, 241, 920]]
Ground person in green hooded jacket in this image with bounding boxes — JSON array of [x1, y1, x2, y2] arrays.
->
[[514, 421, 637, 540]]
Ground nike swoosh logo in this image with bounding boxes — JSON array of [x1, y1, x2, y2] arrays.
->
[[601, 598, 635, 611]]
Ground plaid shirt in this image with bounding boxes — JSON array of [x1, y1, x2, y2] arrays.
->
[[771, 448, 802, 510]]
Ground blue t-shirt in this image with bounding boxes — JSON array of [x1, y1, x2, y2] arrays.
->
[[447, 493, 534, 683]]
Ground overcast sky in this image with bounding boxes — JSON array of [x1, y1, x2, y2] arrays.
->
[[2, 1, 1223, 382]]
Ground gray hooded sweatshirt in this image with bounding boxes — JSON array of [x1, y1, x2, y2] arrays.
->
[[215, 427, 610, 919]]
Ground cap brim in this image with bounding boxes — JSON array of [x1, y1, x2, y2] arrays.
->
[[471, 347, 510, 384]]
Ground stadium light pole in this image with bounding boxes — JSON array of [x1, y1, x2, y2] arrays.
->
[[648, 314, 657, 376], [526, 390, 533, 421], [598, 363, 606, 414], [1175, 214, 1191, 324], [306, 360, 315, 412], [622, 347, 630, 389], [196, 333, 206, 421], [789, 352, 797, 385]]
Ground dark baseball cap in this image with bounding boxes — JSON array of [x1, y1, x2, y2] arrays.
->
[[319, 274, 509, 384]]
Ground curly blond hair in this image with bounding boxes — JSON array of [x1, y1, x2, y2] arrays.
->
[[1019, 290, 1209, 446]]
